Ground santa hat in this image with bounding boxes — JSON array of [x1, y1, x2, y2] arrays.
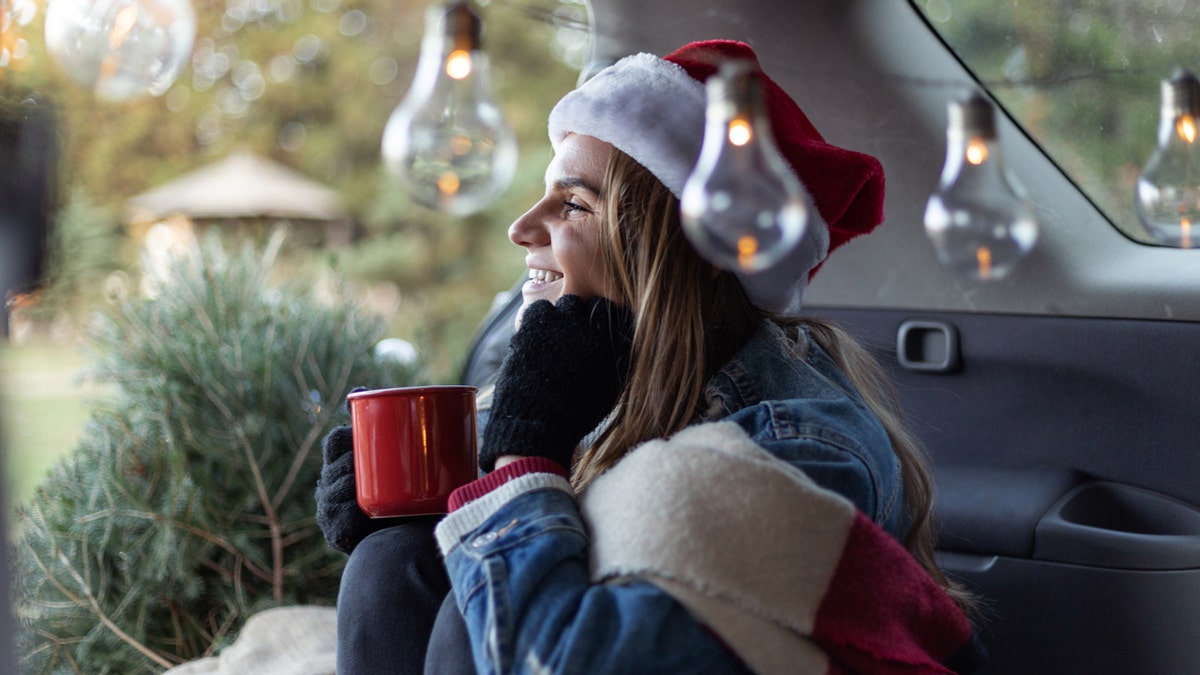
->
[[548, 40, 886, 314]]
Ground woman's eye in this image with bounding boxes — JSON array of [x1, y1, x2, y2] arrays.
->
[[563, 200, 591, 214]]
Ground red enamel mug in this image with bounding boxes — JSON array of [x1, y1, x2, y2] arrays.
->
[[348, 386, 478, 518]]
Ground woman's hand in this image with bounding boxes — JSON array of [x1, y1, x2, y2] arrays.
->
[[314, 422, 385, 555], [479, 295, 634, 473]]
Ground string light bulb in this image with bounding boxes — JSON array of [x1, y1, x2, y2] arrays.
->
[[42, 0, 195, 100], [924, 92, 1038, 281], [1135, 68, 1200, 248], [680, 60, 807, 272], [381, 0, 516, 216]]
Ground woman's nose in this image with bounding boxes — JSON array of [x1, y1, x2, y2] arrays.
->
[[508, 203, 550, 248]]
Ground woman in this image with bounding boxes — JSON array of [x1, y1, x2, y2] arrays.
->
[[318, 40, 983, 674]]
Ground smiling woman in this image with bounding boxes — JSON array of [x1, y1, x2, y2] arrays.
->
[[317, 38, 983, 675], [508, 133, 614, 315]]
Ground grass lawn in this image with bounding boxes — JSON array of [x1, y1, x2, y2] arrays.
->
[[0, 339, 104, 513]]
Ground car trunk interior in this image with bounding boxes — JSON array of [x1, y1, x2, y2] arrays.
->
[[549, 1, 1200, 671]]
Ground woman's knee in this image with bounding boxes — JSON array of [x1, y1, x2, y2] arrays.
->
[[339, 518, 448, 607]]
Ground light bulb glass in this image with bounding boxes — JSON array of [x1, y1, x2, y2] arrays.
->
[[924, 93, 1038, 281], [680, 61, 807, 272], [381, 0, 516, 216], [43, 0, 195, 100], [1136, 69, 1200, 248]]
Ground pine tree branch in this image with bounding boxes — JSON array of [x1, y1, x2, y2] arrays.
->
[[19, 529, 174, 670], [239, 434, 285, 602], [271, 351, 352, 510], [234, 551, 247, 609], [280, 523, 322, 547], [75, 509, 274, 584], [23, 630, 85, 672], [208, 610, 240, 658], [167, 600, 187, 661]]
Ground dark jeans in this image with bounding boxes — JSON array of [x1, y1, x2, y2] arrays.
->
[[336, 518, 473, 674]]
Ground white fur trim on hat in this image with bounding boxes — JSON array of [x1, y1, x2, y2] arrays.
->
[[549, 53, 706, 198], [548, 52, 829, 314]]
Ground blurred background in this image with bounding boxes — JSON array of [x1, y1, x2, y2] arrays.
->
[[0, 0, 586, 513]]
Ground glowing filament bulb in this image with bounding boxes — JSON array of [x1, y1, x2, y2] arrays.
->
[[1178, 115, 1196, 144], [924, 92, 1038, 281], [976, 246, 992, 279], [681, 60, 807, 273], [1136, 68, 1200, 247], [43, 0, 195, 100], [737, 235, 758, 267], [966, 139, 988, 165], [728, 119, 752, 146], [108, 5, 139, 48], [438, 172, 461, 194], [445, 49, 472, 80], [381, 0, 516, 216], [450, 135, 473, 155]]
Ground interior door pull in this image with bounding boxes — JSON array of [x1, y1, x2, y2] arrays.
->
[[897, 320, 960, 373]]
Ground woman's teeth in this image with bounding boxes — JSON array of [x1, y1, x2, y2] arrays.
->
[[528, 269, 562, 283]]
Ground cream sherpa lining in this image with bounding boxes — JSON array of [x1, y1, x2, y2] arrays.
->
[[581, 421, 855, 675]]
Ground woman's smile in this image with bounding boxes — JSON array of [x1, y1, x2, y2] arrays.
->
[[526, 267, 564, 285], [521, 267, 565, 305], [508, 133, 615, 319]]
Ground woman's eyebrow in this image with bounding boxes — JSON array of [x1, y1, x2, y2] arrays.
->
[[553, 176, 602, 197]]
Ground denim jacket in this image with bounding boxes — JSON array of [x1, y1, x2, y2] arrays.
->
[[434, 320, 910, 674], [702, 320, 908, 538]]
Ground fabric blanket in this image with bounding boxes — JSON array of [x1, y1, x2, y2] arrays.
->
[[162, 606, 337, 675], [580, 421, 977, 675]]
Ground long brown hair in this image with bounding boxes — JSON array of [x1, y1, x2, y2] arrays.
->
[[574, 148, 972, 611]]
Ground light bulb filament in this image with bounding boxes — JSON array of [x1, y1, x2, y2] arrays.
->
[[728, 119, 752, 146], [1177, 115, 1196, 144], [438, 172, 461, 195], [737, 235, 759, 269], [451, 135, 473, 155], [976, 246, 992, 279], [966, 139, 989, 165], [109, 5, 140, 49], [445, 49, 472, 80], [1182, 217, 1192, 248]]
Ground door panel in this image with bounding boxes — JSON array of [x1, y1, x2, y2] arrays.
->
[[810, 307, 1200, 674]]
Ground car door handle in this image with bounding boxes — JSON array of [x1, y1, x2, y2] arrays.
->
[[896, 319, 960, 373]]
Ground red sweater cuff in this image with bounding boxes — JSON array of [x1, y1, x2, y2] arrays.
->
[[447, 457, 570, 511]]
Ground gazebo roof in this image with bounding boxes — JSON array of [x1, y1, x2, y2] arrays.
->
[[125, 151, 348, 224]]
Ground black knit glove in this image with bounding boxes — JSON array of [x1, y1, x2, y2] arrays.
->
[[479, 295, 635, 473], [315, 424, 386, 555]]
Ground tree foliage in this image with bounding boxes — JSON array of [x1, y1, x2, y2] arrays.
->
[[11, 232, 419, 673], [1, 0, 582, 378]]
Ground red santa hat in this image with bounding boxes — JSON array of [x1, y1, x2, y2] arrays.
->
[[548, 40, 885, 314]]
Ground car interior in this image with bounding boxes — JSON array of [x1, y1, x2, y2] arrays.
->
[[457, 2, 1200, 673], [4, 0, 1199, 673]]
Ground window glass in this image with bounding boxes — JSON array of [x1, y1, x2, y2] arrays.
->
[[916, 0, 1200, 243]]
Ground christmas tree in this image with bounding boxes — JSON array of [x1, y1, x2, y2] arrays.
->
[[12, 231, 420, 673]]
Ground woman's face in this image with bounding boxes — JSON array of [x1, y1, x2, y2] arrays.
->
[[509, 134, 616, 322]]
